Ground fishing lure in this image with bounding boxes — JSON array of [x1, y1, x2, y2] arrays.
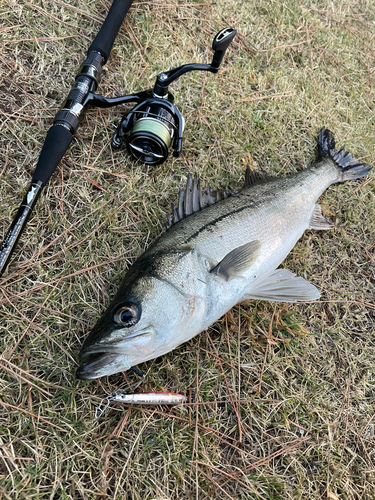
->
[[95, 391, 187, 419]]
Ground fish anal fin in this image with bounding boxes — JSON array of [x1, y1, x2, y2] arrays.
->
[[211, 240, 261, 281], [243, 268, 320, 303], [308, 203, 333, 230]]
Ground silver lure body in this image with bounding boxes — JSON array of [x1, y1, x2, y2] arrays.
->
[[76, 129, 372, 380], [112, 393, 187, 405]]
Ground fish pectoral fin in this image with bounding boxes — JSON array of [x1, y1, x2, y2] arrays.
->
[[308, 203, 333, 230], [211, 240, 261, 281], [243, 268, 321, 303]]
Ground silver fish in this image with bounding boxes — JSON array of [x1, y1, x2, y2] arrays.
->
[[76, 128, 372, 380]]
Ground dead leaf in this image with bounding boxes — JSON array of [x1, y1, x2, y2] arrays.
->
[[327, 491, 339, 500]]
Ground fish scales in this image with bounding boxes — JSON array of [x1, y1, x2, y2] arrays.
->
[[76, 128, 372, 380], [151, 161, 337, 268]]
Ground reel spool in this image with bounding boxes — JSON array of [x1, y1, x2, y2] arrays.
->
[[109, 27, 236, 165], [127, 114, 173, 165], [113, 98, 184, 165]]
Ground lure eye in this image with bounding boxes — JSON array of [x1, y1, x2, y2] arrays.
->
[[114, 304, 139, 327]]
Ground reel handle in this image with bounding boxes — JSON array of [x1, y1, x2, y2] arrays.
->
[[211, 27, 237, 68], [153, 26, 236, 96]]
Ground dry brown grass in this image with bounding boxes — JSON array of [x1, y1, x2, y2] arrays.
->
[[0, 0, 374, 498]]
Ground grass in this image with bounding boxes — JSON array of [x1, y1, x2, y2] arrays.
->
[[0, 0, 374, 498]]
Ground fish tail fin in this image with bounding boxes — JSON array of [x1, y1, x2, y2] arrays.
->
[[317, 127, 372, 181]]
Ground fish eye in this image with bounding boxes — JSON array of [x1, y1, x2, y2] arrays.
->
[[114, 303, 140, 327]]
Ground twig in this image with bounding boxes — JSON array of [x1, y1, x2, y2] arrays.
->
[[218, 435, 310, 486], [257, 304, 277, 394], [236, 91, 294, 103], [0, 400, 67, 432]]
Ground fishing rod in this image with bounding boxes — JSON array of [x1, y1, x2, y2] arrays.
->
[[0, 0, 134, 277], [0, 2, 236, 277]]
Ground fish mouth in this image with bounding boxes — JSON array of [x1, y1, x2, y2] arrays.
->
[[76, 351, 131, 380], [76, 328, 154, 380]]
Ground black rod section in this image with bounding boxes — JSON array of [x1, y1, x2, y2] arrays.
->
[[88, 0, 133, 63], [0, 182, 43, 276], [0, 0, 134, 277]]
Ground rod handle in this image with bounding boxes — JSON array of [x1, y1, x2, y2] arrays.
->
[[87, 0, 134, 64]]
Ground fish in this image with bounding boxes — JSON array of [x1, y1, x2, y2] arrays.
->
[[76, 128, 372, 380]]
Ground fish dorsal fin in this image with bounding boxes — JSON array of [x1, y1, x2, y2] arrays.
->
[[243, 268, 320, 302], [308, 203, 333, 230], [211, 240, 261, 281], [166, 173, 230, 229], [244, 165, 276, 187]]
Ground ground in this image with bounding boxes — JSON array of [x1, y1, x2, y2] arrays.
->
[[0, 0, 374, 498]]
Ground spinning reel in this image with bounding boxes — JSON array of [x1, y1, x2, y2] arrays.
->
[[88, 27, 236, 165]]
